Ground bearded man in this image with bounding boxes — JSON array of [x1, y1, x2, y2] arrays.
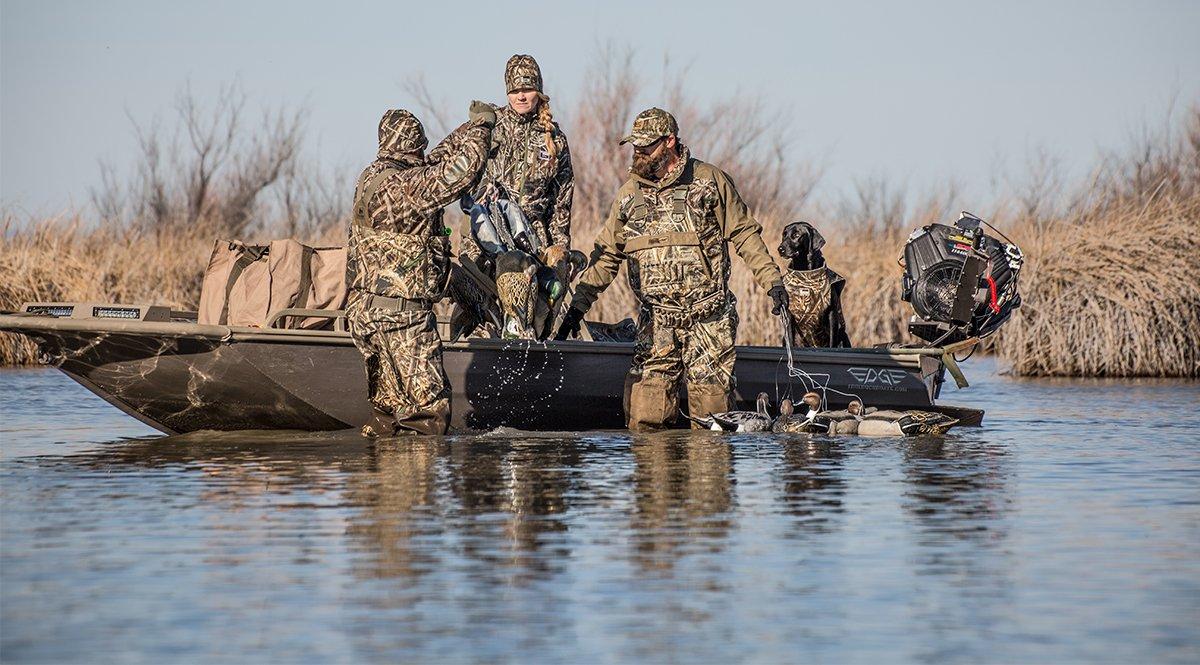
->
[[557, 108, 788, 431]]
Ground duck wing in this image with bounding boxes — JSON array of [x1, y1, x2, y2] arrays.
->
[[771, 414, 831, 434], [467, 198, 508, 256], [833, 418, 860, 435], [862, 409, 909, 421], [500, 199, 541, 257], [855, 418, 904, 437]]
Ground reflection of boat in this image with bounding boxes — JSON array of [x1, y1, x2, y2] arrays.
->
[[0, 302, 983, 434]]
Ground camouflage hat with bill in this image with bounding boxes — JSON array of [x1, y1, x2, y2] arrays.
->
[[505, 54, 543, 93], [619, 107, 679, 147]]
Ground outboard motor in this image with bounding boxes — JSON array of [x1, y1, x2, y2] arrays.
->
[[900, 212, 1023, 344]]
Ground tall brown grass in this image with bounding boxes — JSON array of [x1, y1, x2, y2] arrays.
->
[[2, 52, 1197, 377]]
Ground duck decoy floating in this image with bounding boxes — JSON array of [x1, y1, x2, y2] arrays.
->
[[687, 392, 774, 432]]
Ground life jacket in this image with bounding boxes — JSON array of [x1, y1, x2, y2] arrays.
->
[[783, 266, 845, 347]]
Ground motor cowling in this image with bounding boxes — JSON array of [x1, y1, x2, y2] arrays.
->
[[900, 212, 1023, 344]]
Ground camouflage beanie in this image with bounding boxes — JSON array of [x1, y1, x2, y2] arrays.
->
[[377, 109, 427, 156], [505, 54, 543, 93]]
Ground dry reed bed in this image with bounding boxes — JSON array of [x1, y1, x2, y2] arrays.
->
[[994, 195, 1199, 377], [7, 199, 1196, 377]]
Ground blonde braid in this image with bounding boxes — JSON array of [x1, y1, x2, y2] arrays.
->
[[537, 93, 557, 164]]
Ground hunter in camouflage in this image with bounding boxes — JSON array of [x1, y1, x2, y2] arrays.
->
[[347, 104, 494, 436], [452, 54, 575, 339], [481, 54, 573, 250], [558, 108, 789, 431]]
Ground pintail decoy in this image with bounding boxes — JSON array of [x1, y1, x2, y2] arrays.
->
[[821, 399, 866, 435], [686, 392, 774, 432], [855, 409, 960, 437], [771, 392, 828, 433]]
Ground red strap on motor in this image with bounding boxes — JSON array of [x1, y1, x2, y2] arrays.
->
[[986, 275, 1000, 313]]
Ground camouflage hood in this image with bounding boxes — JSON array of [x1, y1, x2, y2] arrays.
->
[[377, 109, 428, 162]]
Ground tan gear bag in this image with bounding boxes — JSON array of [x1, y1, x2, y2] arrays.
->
[[197, 239, 348, 329]]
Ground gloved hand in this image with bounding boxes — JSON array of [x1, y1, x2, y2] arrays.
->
[[555, 307, 586, 341], [469, 100, 496, 128], [768, 284, 790, 316]]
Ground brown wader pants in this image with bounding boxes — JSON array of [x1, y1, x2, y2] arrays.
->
[[624, 304, 738, 431], [347, 294, 451, 436]]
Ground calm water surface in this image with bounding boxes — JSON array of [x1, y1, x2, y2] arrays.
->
[[1, 359, 1198, 663]]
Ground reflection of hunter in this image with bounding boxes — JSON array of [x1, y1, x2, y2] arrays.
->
[[346, 104, 494, 436], [558, 108, 790, 431]]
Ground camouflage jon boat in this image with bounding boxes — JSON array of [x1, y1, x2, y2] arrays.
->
[[0, 302, 982, 434]]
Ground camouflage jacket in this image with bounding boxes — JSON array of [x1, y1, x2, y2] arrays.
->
[[347, 118, 491, 302], [572, 146, 783, 321], [480, 105, 573, 248]]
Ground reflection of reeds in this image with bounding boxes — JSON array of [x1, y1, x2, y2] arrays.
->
[[3, 54, 1197, 376]]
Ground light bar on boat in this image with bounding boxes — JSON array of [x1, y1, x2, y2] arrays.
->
[[24, 305, 74, 317], [93, 306, 141, 320], [20, 302, 172, 322]]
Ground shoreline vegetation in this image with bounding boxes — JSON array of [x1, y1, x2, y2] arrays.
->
[[2, 54, 1197, 377]]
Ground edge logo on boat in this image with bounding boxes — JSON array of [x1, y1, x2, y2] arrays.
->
[[847, 367, 909, 386]]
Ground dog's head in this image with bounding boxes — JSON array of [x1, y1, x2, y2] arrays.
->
[[778, 221, 827, 271]]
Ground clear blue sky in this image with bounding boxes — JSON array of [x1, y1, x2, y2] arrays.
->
[[2, 0, 1197, 216]]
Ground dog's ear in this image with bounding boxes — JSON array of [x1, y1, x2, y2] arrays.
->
[[800, 222, 826, 253]]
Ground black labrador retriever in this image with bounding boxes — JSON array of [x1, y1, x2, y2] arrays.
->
[[777, 221, 852, 348]]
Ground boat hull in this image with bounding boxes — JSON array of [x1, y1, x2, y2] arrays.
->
[[1, 311, 975, 434]]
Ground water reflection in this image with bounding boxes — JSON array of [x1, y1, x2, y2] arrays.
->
[[7, 363, 1200, 662], [442, 436, 583, 580], [776, 436, 847, 535], [345, 439, 442, 581], [629, 433, 735, 573], [902, 437, 1013, 543]]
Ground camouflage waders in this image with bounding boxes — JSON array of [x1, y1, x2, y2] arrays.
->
[[347, 109, 492, 436], [571, 109, 784, 431], [625, 302, 739, 431], [347, 295, 449, 436]]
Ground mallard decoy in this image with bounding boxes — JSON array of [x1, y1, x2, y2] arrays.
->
[[856, 409, 960, 437], [771, 392, 827, 433], [686, 392, 773, 432]]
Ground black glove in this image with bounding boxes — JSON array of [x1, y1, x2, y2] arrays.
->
[[469, 100, 496, 129], [768, 284, 790, 316], [555, 307, 585, 341]]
